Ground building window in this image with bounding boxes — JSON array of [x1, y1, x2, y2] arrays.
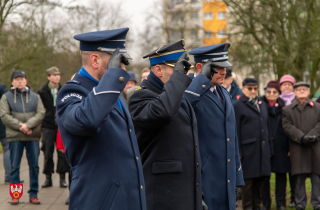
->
[[191, 12, 198, 21], [204, 31, 213, 38], [217, 30, 226, 38], [217, 12, 226, 20], [204, 12, 213, 20], [170, 31, 181, 42], [171, 13, 184, 22], [191, 30, 198, 39]]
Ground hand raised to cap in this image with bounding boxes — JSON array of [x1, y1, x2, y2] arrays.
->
[[174, 52, 192, 74], [200, 58, 218, 81], [107, 48, 129, 69]]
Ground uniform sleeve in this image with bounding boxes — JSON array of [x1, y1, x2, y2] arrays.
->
[[233, 103, 243, 157], [129, 71, 191, 129], [282, 107, 305, 143], [25, 95, 46, 129], [183, 74, 212, 107], [57, 68, 129, 136], [0, 95, 22, 131], [235, 126, 244, 186]]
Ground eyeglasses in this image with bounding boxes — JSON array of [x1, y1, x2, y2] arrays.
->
[[246, 87, 258, 91], [266, 90, 278, 95], [295, 88, 309, 92]]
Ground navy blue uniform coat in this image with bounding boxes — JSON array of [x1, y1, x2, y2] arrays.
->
[[184, 74, 244, 210], [56, 68, 146, 210], [128, 71, 202, 210], [233, 94, 272, 179]]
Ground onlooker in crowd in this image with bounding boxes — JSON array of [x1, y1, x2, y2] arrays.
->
[[222, 68, 242, 103], [126, 68, 151, 99], [261, 81, 291, 210], [56, 129, 70, 205], [280, 75, 296, 106], [0, 82, 10, 184], [38, 66, 68, 188], [141, 67, 150, 82], [282, 82, 320, 210], [0, 71, 45, 205], [279, 74, 296, 207], [233, 78, 272, 210], [121, 71, 137, 103]]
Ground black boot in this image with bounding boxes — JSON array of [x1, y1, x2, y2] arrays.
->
[[65, 196, 69, 205], [60, 173, 67, 188], [42, 174, 52, 188]]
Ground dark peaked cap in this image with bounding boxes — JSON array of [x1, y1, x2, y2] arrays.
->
[[73, 27, 131, 59], [143, 40, 188, 67]]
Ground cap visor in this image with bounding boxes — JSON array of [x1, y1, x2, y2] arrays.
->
[[212, 61, 233, 68]]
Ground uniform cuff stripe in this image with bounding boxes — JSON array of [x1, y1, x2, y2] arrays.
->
[[93, 87, 120, 95], [185, 90, 200, 97]]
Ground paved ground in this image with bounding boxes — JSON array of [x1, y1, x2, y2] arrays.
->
[[0, 148, 69, 210]]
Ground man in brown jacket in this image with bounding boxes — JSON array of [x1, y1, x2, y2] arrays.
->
[[282, 81, 320, 210]]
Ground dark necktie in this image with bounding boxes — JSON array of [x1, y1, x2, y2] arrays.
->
[[213, 89, 223, 103]]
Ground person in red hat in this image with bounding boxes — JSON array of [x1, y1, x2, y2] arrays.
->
[[261, 81, 291, 210], [279, 75, 296, 106]]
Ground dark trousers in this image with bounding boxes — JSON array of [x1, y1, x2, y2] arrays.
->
[[295, 173, 320, 209], [242, 177, 266, 210], [262, 173, 287, 207], [289, 173, 296, 203], [9, 141, 40, 197], [41, 128, 68, 174]]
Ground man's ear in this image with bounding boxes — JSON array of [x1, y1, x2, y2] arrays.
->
[[196, 63, 203, 74], [90, 54, 99, 69], [154, 65, 162, 77]]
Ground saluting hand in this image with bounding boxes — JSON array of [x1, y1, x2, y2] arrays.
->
[[107, 48, 129, 69], [200, 58, 218, 81], [174, 52, 192, 74]]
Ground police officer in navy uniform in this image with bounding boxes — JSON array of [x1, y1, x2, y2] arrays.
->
[[56, 28, 147, 210], [233, 78, 272, 210], [184, 43, 244, 210], [128, 40, 206, 210]]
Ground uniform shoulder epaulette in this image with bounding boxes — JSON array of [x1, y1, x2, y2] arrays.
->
[[66, 80, 81, 85]]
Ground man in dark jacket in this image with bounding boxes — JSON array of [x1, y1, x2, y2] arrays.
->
[[0, 70, 45, 205], [38, 66, 68, 188], [129, 40, 205, 210], [233, 78, 272, 210], [282, 82, 320, 210], [185, 44, 244, 210]]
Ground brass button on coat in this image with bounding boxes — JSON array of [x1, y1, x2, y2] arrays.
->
[[197, 163, 199, 167], [228, 159, 230, 163], [119, 77, 125, 83], [136, 157, 139, 161], [228, 180, 230, 184], [227, 138, 230, 142], [202, 85, 206, 89], [141, 185, 143, 191]]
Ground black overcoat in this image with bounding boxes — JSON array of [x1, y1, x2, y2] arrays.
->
[[128, 71, 202, 210], [233, 94, 272, 179], [261, 96, 291, 173]]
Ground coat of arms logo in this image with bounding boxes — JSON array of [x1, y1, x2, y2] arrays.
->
[[10, 184, 23, 199]]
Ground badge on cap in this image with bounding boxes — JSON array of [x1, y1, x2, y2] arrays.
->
[[258, 101, 262, 105], [310, 101, 314, 107], [275, 103, 279, 107], [224, 44, 228, 51]]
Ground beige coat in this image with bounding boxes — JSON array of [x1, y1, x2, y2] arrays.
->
[[282, 98, 320, 175]]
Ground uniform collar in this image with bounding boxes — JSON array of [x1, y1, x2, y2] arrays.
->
[[79, 66, 99, 84]]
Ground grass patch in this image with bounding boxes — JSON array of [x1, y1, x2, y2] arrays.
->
[[269, 173, 312, 210]]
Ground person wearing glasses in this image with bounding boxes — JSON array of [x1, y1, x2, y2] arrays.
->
[[282, 82, 320, 210], [233, 78, 272, 210], [260, 81, 291, 210]]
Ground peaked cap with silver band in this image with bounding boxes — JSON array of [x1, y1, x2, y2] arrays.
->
[[189, 43, 232, 67], [143, 40, 188, 67], [74, 27, 132, 59]]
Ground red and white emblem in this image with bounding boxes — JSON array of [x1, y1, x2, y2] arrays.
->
[[310, 101, 314, 107], [10, 184, 23, 199], [275, 103, 279, 107], [236, 95, 241, 100], [258, 101, 262, 105]]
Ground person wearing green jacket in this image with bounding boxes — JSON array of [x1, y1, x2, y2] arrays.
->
[[0, 71, 45, 205]]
